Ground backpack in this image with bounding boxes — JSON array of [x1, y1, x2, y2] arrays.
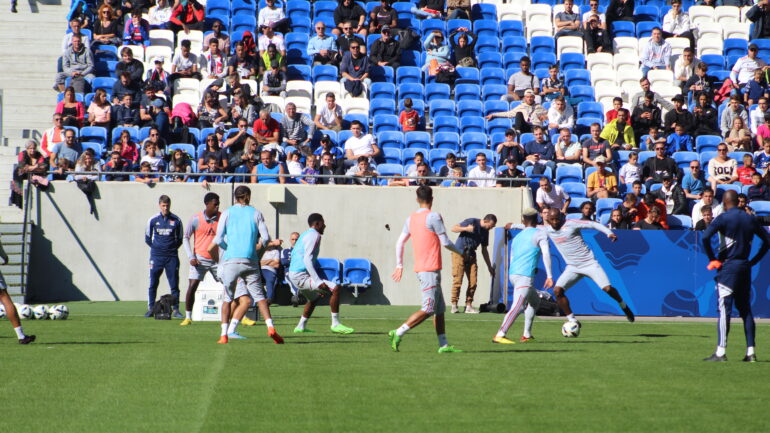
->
[[535, 290, 560, 316], [152, 294, 174, 320]]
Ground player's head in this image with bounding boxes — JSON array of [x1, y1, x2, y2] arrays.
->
[[416, 185, 433, 205], [204, 192, 220, 213], [545, 207, 564, 229], [481, 214, 497, 229], [722, 189, 738, 210], [234, 185, 251, 204], [158, 195, 170, 215], [521, 208, 538, 227], [308, 212, 326, 234]]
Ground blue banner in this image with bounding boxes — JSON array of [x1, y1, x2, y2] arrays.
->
[[492, 228, 770, 318]]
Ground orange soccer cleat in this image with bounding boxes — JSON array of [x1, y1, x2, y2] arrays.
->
[[268, 327, 284, 344], [217, 335, 228, 344]]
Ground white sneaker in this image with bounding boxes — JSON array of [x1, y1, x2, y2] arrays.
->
[[464, 305, 479, 314], [451, 304, 459, 314]]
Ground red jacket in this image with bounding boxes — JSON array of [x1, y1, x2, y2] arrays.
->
[[55, 101, 85, 127], [170, 1, 204, 26]]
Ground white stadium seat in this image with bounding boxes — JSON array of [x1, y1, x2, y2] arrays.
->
[[590, 68, 616, 87], [667, 37, 690, 57], [173, 78, 201, 96], [285, 96, 312, 114], [525, 3, 551, 22], [714, 5, 741, 24], [557, 36, 584, 59], [613, 52, 639, 73], [261, 96, 285, 112], [697, 37, 723, 57], [526, 17, 553, 38], [149, 29, 175, 50], [647, 69, 674, 88], [595, 85, 623, 108], [724, 22, 750, 40], [119, 45, 145, 62], [688, 5, 715, 26], [313, 81, 342, 103], [614, 37, 638, 56], [497, 3, 524, 21], [696, 22, 723, 40], [172, 93, 200, 112], [286, 80, 313, 99], [587, 52, 614, 71], [341, 97, 370, 116], [176, 30, 204, 50]]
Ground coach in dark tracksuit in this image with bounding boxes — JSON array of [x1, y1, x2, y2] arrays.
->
[[144, 194, 184, 318], [701, 190, 770, 362]]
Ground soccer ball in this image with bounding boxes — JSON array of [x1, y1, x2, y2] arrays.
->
[[50, 305, 69, 320], [0, 304, 5, 319], [561, 321, 581, 338], [32, 305, 49, 320], [17, 304, 32, 320]]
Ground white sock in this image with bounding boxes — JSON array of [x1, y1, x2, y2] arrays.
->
[[747, 346, 755, 356], [297, 316, 308, 329], [495, 331, 505, 338], [220, 323, 228, 336], [331, 312, 340, 327], [567, 314, 577, 322], [185, 311, 191, 320], [523, 305, 536, 338], [227, 319, 240, 335], [265, 318, 274, 328], [396, 324, 410, 337], [716, 346, 726, 357], [438, 334, 448, 347], [14, 326, 25, 339]]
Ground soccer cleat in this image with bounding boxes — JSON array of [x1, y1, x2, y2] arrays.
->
[[217, 335, 228, 344], [293, 327, 315, 333], [519, 336, 535, 343], [621, 305, 635, 322], [438, 345, 463, 353], [492, 336, 515, 344], [703, 353, 727, 362], [144, 310, 153, 318], [11, 4, 17, 12], [227, 332, 247, 340], [743, 354, 757, 363], [179, 318, 192, 326], [388, 330, 401, 352], [331, 324, 354, 334], [172, 309, 184, 319], [464, 305, 479, 314], [268, 327, 284, 344], [241, 317, 257, 326], [451, 304, 459, 314], [18, 335, 35, 344]]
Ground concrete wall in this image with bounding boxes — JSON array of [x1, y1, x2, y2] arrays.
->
[[28, 182, 531, 305]]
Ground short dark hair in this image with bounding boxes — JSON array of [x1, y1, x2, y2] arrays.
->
[[204, 192, 220, 204], [416, 185, 433, 203], [181, 39, 191, 49], [357, 155, 369, 164], [308, 212, 324, 226], [613, 97, 623, 103], [350, 120, 364, 128], [446, 152, 456, 160], [234, 185, 251, 200], [520, 56, 531, 64], [159, 195, 171, 204], [483, 214, 497, 224], [701, 205, 713, 214], [404, 97, 413, 108]]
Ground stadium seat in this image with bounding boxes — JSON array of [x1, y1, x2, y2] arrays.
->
[[569, 85, 595, 103], [752, 201, 770, 216], [499, 20, 524, 39], [428, 148, 453, 172], [92, 77, 117, 92], [486, 118, 511, 136], [596, 198, 622, 220], [398, 83, 424, 103], [112, 126, 139, 142], [696, 135, 721, 152], [371, 82, 396, 101], [473, 20, 499, 39], [634, 5, 660, 22], [723, 38, 748, 57], [455, 67, 480, 85], [530, 36, 555, 55], [287, 64, 311, 81], [667, 215, 692, 230], [396, 66, 422, 85], [556, 37, 584, 60], [80, 126, 108, 147], [232, 15, 257, 34], [502, 36, 527, 54], [370, 66, 395, 83], [673, 152, 698, 170], [378, 131, 405, 150], [429, 100, 455, 119], [312, 65, 338, 82], [342, 258, 372, 297], [480, 69, 506, 87], [458, 100, 484, 118], [461, 116, 486, 134], [560, 53, 585, 71], [466, 149, 495, 166], [635, 21, 659, 38], [405, 131, 431, 149], [472, 3, 497, 21], [482, 84, 507, 102], [461, 132, 488, 152], [560, 181, 587, 196], [556, 166, 583, 184], [398, 99, 425, 117], [475, 36, 500, 54], [426, 83, 451, 102], [421, 19, 445, 36], [433, 132, 460, 151], [564, 69, 591, 87], [455, 84, 481, 101], [577, 102, 604, 120], [402, 148, 429, 166], [169, 143, 196, 158], [287, 0, 311, 21], [568, 196, 591, 213], [433, 116, 460, 134], [612, 21, 635, 38], [205, 0, 229, 15], [373, 114, 400, 134], [531, 52, 557, 71], [478, 52, 504, 70], [637, 151, 656, 165], [503, 50, 527, 69], [383, 148, 402, 164], [317, 258, 342, 284], [400, 50, 420, 67], [370, 99, 396, 117], [377, 163, 405, 181], [447, 19, 472, 32], [690, 5, 716, 25], [81, 142, 103, 158]]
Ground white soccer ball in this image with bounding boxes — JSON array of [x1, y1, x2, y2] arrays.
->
[[17, 304, 32, 320], [561, 321, 581, 338], [0, 304, 5, 319], [50, 305, 69, 320], [32, 305, 49, 320]]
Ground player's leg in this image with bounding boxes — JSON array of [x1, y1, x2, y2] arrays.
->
[[181, 279, 200, 324], [521, 287, 541, 341], [218, 280, 235, 344], [243, 268, 284, 343], [0, 289, 34, 344], [433, 284, 460, 353], [493, 276, 530, 343], [450, 253, 464, 313], [165, 256, 183, 318], [464, 258, 478, 313], [553, 266, 580, 322], [733, 280, 756, 362], [587, 263, 634, 322], [325, 281, 354, 334], [291, 272, 318, 332], [389, 273, 434, 351], [147, 258, 164, 317]]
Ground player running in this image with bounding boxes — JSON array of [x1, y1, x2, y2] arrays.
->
[[289, 213, 354, 334], [0, 239, 34, 344], [492, 208, 553, 344], [209, 186, 284, 344], [544, 208, 635, 331], [702, 190, 770, 362], [389, 186, 464, 353]]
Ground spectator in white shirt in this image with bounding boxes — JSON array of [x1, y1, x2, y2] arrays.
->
[[536, 177, 570, 213], [258, 25, 285, 56], [730, 43, 768, 94], [467, 153, 497, 187], [750, 97, 768, 135], [314, 93, 343, 131], [170, 39, 202, 83], [344, 120, 380, 167], [581, 0, 605, 28], [673, 48, 698, 91], [640, 27, 671, 78], [258, 0, 289, 34], [547, 97, 575, 137], [661, 0, 694, 48]]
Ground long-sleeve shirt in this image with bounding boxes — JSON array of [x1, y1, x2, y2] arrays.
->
[[544, 220, 613, 267], [145, 212, 184, 257], [640, 39, 671, 69], [702, 207, 770, 263], [370, 38, 401, 66], [112, 104, 140, 125], [547, 105, 575, 129], [280, 113, 315, 142], [307, 35, 337, 56], [423, 33, 450, 64], [662, 11, 690, 34], [720, 106, 749, 136], [730, 55, 767, 86], [213, 204, 271, 262], [492, 103, 547, 125], [63, 46, 93, 76]]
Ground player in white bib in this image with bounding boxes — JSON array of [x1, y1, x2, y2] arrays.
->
[[544, 208, 635, 330], [492, 208, 553, 344]]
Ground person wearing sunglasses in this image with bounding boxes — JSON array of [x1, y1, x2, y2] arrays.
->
[[641, 142, 679, 189], [707, 145, 739, 186]]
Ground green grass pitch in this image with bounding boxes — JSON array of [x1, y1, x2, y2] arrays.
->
[[1, 302, 768, 433]]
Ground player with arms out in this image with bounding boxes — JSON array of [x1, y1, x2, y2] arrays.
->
[[0, 239, 34, 344], [390, 186, 464, 353], [701, 190, 770, 362], [544, 208, 635, 332], [209, 186, 284, 344], [492, 208, 553, 344], [289, 213, 354, 334]]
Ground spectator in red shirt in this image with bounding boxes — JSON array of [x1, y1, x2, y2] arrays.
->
[[635, 192, 670, 229], [737, 153, 757, 185], [399, 97, 420, 132], [605, 97, 631, 126], [252, 108, 281, 154], [169, 0, 204, 34], [115, 129, 140, 166]]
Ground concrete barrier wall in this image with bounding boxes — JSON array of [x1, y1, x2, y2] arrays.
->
[[27, 182, 530, 305]]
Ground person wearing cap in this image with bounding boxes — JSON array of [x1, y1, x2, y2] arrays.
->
[[582, 122, 612, 168], [495, 128, 525, 164], [314, 134, 344, 160], [337, 20, 367, 55], [202, 19, 230, 53], [503, 56, 540, 102], [730, 43, 768, 93], [369, 0, 398, 34], [370, 25, 401, 68], [314, 93, 344, 131], [554, 0, 583, 38], [587, 156, 618, 199], [496, 158, 527, 188], [258, 24, 285, 57], [334, 0, 367, 36], [639, 27, 671, 78], [654, 174, 688, 215], [584, 13, 610, 53], [139, 81, 171, 139], [747, 0, 770, 40], [308, 22, 339, 66], [663, 94, 694, 135], [261, 59, 287, 97], [487, 89, 547, 134], [258, 0, 290, 34]]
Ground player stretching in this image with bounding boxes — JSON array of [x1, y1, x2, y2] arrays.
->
[[544, 208, 635, 330], [702, 190, 770, 362], [289, 213, 354, 334], [209, 186, 283, 344], [493, 208, 553, 344], [0, 240, 34, 344], [390, 186, 464, 353]]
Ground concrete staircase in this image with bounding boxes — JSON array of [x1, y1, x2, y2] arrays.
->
[[0, 222, 29, 302]]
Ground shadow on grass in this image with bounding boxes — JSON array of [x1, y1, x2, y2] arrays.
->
[[288, 340, 371, 344], [560, 340, 651, 344], [468, 349, 578, 353], [45, 341, 148, 345], [633, 333, 709, 338]]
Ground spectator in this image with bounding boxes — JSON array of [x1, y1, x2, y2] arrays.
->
[[199, 155, 224, 186], [636, 192, 669, 229], [448, 214, 497, 314], [224, 73, 254, 104], [226, 90, 254, 125], [666, 124, 693, 155], [168, 0, 204, 33], [123, 9, 150, 46], [685, 62, 716, 102], [708, 144, 739, 185], [167, 149, 192, 182], [554, 0, 583, 37], [755, 138, 770, 169], [540, 65, 565, 102], [116, 47, 145, 86], [113, 94, 140, 127], [693, 205, 714, 231], [655, 175, 688, 215], [317, 151, 344, 184], [261, 59, 287, 97], [370, 26, 401, 68], [503, 57, 540, 102], [40, 114, 66, 157], [640, 27, 671, 77], [340, 41, 371, 97], [15, 140, 49, 188], [314, 93, 344, 132], [620, 191, 640, 223], [228, 41, 257, 79], [197, 133, 227, 171], [62, 18, 92, 53], [334, 0, 367, 36], [438, 153, 464, 177], [345, 155, 378, 185], [139, 83, 171, 137], [746, 0, 770, 40], [467, 153, 496, 187], [141, 141, 165, 172], [141, 127, 168, 159], [281, 102, 315, 151], [634, 206, 664, 230], [725, 117, 753, 152], [447, 0, 471, 19], [113, 129, 139, 166], [337, 20, 367, 55], [50, 128, 81, 170], [55, 35, 93, 93], [608, 208, 631, 229], [632, 92, 662, 142], [297, 154, 319, 185], [642, 142, 679, 188], [412, 0, 443, 19], [203, 39, 228, 80], [240, 31, 260, 58], [730, 43, 768, 95], [102, 151, 129, 181], [547, 97, 574, 136], [308, 22, 339, 66], [170, 40, 202, 84], [258, 0, 290, 34], [664, 95, 694, 135], [554, 128, 582, 167], [584, 13, 611, 53], [536, 177, 571, 213], [446, 166, 466, 187], [737, 154, 757, 186], [521, 126, 557, 174], [254, 150, 286, 184], [751, 98, 769, 135], [230, 135, 259, 176], [369, 0, 398, 34], [581, 124, 612, 169], [631, 78, 674, 110], [252, 109, 281, 153], [134, 161, 160, 183], [673, 48, 698, 92], [112, 72, 142, 105], [745, 69, 769, 108], [582, 0, 606, 28], [587, 156, 618, 199], [495, 128, 525, 165], [580, 201, 596, 220], [496, 158, 527, 188], [202, 19, 230, 53], [344, 120, 380, 165], [692, 187, 722, 225], [56, 86, 85, 128], [605, 0, 634, 27], [389, 162, 435, 187], [147, 0, 173, 29], [197, 91, 227, 129], [692, 93, 721, 137], [601, 108, 636, 150], [93, 5, 122, 46], [399, 98, 420, 132], [619, 152, 641, 185], [662, 0, 694, 47], [145, 59, 170, 94], [258, 25, 286, 56], [682, 160, 706, 199], [423, 31, 450, 72], [604, 98, 625, 126], [87, 88, 111, 129], [748, 172, 769, 201], [488, 90, 547, 134], [449, 27, 477, 67]]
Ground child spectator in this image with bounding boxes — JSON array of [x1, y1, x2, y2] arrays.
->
[[608, 208, 631, 229], [115, 130, 139, 167], [693, 205, 714, 231], [123, 9, 150, 46], [140, 142, 165, 172], [399, 98, 420, 132], [540, 65, 564, 102], [737, 153, 757, 186], [744, 69, 768, 107], [406, 151, 428, 177], [748, 172, 769, 201], [755, 137, 770, 170], [102, 151, 129, 181], [665, 124, 693, 155], [286, 151, 304, 182], [645, 127, 666, 150], [619, 194, 639, 226], [199, 156, 223, 186], [134, 161, 159, 183], [167, 149, 192, 182], [299, 154, 319, 185], [448, 166, 465, 187], [605, 97, 629, 125], [619, 151, 641, 184]]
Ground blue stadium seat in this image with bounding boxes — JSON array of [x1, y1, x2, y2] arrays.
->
[[81, 142, 104, 158], [205, 0, 229, 15], [286, 32, 310, 52], [611, 21, 635, 37], [205, 14, 229, 32], [478, 52, 503, 69], [405, 131, 431, 149], [373, 114, 400, 134], [458, 100, 483, 118], [433, 116, 459, 133], [480, 68, 506, 87], [472, 3, 497, 20], [502, 36, 527, 54], [378, 131, 405, 149], [473, 19, 499, 39], [312, 65, 338, 82], [667, 215, 692, 230], [80, 126, 108, 147], [287, 64, 311, 81], [723, 38, 748, 57], [673, 151, 698, 170], [402, 147, 429, 165], [433, 132, 460, 151], [112, 126, 138, 142], [531, 52, 557, 71], [524, 165, 553, 180], [466, 149, 495, 165], [730, 151, 751, 165], [474, 35, 500, 54], [447, 19, 472, 31], [92, 77, 116, 92], [499, 20, 524, 39], [696, 135, 721, 152], [530, 36, 555, 55], [577, 102, 604, 119], [421, 19, 445, 35], [290, 16, 311, 34], [371, 65, 394, 83], [313, 1, 337, 23], [634, 5, 660, 22], [486, 118, 511, 135], [752, 201, 770, 216], [429, 100, 455, 118], [426, 83, 451, 102], [371, 82, 396, 100], [461, 132, 488, 151], [715, 184, 741, 202], [343, 114, 368, 131], [596, 198, 622, 220], [750, 39, 770, 60], [636, 21, 660, 38], [481, 84, 507, 103], [370, 99, 396, 117], [568, 196, 591, 213], [317, 258, 342, 284], [560, 53, 585, 71], [383, 148, 402, 164], [455, 84, 481, 101], [484, 100, 508, 116], [367, 34, 381, 52], [287, 0, 311, 22], [503, 51, 527, 69], [398, 83, 425, 102], [556, 166, 583, 184], [342, 258, 372, 296], [338, 129, 354, 145], [400, 50, 421, 67], [232, 0, 257, 15], [569, 85, 595, 103], [461, 116, 486, 134], [455, 67, 480, 85], [560, 181, 587, 196], [701, 54, 725, 71], [169, 143, 196, 159], [429, 148, 454, 171], [232, 15, 257, 34], [565, 69, 591, 87]]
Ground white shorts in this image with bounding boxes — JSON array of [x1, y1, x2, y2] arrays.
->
[[555, 263, 611, 291], [418, 271, 445, 316], [220, 261, 266, 303], [189, 257, 218, 281], [509, 274, 540, 309], [287, 271, 336, 303]]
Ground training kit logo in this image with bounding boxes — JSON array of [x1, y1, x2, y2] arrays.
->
[[594, 231, 649, 270]]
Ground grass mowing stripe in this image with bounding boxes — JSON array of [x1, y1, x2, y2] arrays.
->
[[194, 344, 227, 433]]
